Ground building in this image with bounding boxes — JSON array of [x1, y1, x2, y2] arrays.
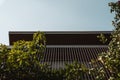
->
[[9, 31, 112, 79]]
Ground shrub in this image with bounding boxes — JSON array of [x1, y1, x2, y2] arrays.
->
[[0, 31, 47, 80]]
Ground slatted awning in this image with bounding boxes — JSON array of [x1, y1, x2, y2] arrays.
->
[[41, 45, 108, 69], [39, 45, 111, 80]]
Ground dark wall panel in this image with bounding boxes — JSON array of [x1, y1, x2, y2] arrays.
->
[[9, 32, 111, 45]]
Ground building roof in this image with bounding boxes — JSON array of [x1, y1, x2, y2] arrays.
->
[[9, 31, 112, 34], [9, 31, 112, 45], [9, 31, 112, 80]]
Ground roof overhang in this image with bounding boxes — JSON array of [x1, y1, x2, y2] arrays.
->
[[9, 31, 112, 45]]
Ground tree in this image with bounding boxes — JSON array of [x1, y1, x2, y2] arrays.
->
[[0, 44, 10, 80], [0, 31, 47, 80], [97, 1, 120, 80]]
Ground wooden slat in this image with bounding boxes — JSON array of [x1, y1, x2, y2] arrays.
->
[[42, 46, 110, 80]]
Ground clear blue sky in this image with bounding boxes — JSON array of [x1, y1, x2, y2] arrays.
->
[[0, 0, 116, 45]]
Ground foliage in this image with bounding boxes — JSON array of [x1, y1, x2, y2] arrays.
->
[[64, 61, 88, 80], [0, 31, 47, 80], [95, 1, 120, 80], [0, 44, 89, 80], [0, 44, 10, 80], [97, 34, 107, 44], [89, 60, 107, 80]]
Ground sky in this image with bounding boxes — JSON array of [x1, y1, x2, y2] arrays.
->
[[0, 0, 117, 45]]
